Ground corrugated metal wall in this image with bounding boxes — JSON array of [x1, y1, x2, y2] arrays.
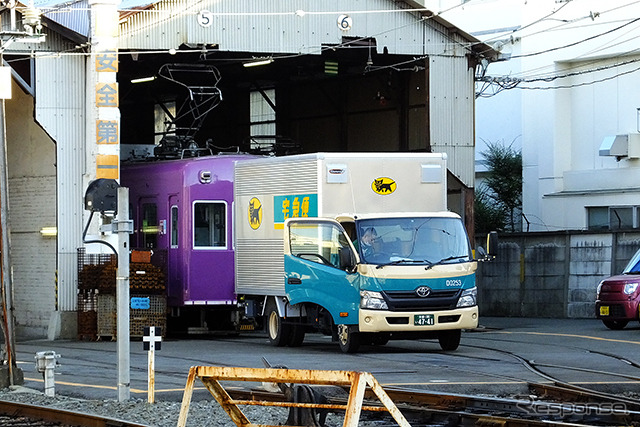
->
[[429, 54, 475, 187], [119, 0, 456, 56], [43, 0, 91, 38], [35, 53, 86, 312]]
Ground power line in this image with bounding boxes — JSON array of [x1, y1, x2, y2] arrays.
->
[[510, 16, 640, 59]]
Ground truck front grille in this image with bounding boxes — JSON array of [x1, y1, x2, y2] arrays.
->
[[382, 289, 461, 312]]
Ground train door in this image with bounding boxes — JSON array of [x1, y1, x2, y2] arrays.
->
[[189, 200, 235, 303], [167, 195, 182, 304]]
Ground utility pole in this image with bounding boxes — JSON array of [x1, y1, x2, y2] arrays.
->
[[115, 187, 131, 402]]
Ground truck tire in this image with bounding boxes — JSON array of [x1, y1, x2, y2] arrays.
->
[[337, 324, 360, 353], [288, 324, 306, 347], [438, 329, 461, 351], [265, 300, 292, 346], [368, 332, 390, 346], [602, 319, 628, 330]]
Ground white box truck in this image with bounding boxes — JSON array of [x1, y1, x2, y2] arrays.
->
[[234, 153, 495, 352]]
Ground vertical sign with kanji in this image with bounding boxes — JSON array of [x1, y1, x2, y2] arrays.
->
[[95, 52, 120, 180]]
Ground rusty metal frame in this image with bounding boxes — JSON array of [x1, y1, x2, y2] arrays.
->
[[176, 366, 410, 427]]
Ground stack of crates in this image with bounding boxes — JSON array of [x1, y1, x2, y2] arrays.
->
[[77, 248, 116, 340], [77, 248, 167, 340]]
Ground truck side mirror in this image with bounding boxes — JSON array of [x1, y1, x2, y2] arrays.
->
[[339, 247, 357, 273]]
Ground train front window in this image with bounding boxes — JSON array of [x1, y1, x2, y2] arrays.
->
[[193, 201, 227, 248], [142, 203, 158, 249]]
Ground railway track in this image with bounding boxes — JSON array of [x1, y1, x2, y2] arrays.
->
[[210, 380, 639, 426], [0, 399, 150, 427]]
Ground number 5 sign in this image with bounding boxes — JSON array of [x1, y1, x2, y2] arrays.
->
[[197, 10, 213, 27]]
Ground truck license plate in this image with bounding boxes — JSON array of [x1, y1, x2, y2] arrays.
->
[[414, 314, 434, 326], [599, 306, 609, 316]]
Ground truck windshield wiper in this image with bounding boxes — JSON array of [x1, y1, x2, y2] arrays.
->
[[375, 259, 427, 269], [424, 255, 468, 271]]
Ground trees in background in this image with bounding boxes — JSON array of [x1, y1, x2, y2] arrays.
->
[[475, 141, 522, 233]]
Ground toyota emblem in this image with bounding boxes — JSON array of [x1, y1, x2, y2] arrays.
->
[[415, 286, 431, 297]]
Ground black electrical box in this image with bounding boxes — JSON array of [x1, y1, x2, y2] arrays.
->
[[84, 179, 119, 213]]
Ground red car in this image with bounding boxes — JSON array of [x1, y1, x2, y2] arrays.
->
[[596, 249, 640, 330]]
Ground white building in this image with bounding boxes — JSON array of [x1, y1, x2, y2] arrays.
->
[[424, 0, 640, 232]]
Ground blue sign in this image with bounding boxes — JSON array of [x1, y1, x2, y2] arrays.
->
[[273, 194, 318, 229], [131, 297, 150, 310]]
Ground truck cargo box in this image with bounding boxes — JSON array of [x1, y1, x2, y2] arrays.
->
[[234, 152, 448, 296]]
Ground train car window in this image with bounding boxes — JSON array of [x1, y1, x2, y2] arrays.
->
[[193, 202, 226, 248], [171, 205, 178, 248], [142, 203, 158, 248]]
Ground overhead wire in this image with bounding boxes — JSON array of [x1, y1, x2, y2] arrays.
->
[[6, 0, 640, 94]]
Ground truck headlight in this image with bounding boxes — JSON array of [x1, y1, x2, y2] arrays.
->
[[360, 290, 388, 310], [456, 287, 477, 308], [624, 283, 639, 295]]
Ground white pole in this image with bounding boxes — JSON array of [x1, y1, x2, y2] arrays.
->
[[148, 348, 155, 404], [116, 187, 130, 401]]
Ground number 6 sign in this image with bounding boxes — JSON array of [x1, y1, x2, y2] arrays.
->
[[337, 14, 352, 31]]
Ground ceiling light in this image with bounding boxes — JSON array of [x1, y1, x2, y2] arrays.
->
[[131, 76, 156, 84], [40, 226, 57, 237], [243, 57, 273, 68]]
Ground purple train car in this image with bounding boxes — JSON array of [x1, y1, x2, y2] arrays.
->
[[121, 153, 256, 332]]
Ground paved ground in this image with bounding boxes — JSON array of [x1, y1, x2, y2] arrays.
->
[[12, 317, 640, 402]]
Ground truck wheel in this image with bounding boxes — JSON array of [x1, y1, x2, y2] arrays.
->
[[438, 329, 461, 351], [603, 319, 628, 330], [265, 300, 291, 346], [288, 323, 305, 347], [337, 324, 360, 353], [370, 333, 390, 346]]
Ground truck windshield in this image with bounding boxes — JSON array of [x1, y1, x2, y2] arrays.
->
[[355, 217, 472, 266]]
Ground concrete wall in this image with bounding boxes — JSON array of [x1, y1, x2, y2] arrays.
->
[[476, 231, 640, 318], [6, 78, 57, 338]]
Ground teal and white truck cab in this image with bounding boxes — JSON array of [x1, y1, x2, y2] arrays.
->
[[234, 153, 496, 353]]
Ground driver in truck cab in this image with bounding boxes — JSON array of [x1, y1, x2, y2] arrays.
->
[[360, 227, 378, 257]]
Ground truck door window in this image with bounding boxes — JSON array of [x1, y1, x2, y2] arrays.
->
[[193, 202, 226, 248], [142, 203, 158, 248], [289, 222, 351, 269]]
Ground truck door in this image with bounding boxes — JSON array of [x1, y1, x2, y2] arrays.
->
[[284, 218, 359, 325]]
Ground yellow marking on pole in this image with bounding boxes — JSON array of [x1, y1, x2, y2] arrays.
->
[[96, 154, 119, 179]]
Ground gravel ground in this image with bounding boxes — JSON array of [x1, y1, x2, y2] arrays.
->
[[0, 385, 356, 426]]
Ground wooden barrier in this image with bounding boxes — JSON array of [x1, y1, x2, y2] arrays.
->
[[176, 366, 410, 427]]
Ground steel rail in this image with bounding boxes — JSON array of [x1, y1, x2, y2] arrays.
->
[[232, 383, 638, 426], [0, 399, 150, 427]]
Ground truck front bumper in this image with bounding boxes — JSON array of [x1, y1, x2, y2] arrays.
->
[[358, 306, 478, 332]]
